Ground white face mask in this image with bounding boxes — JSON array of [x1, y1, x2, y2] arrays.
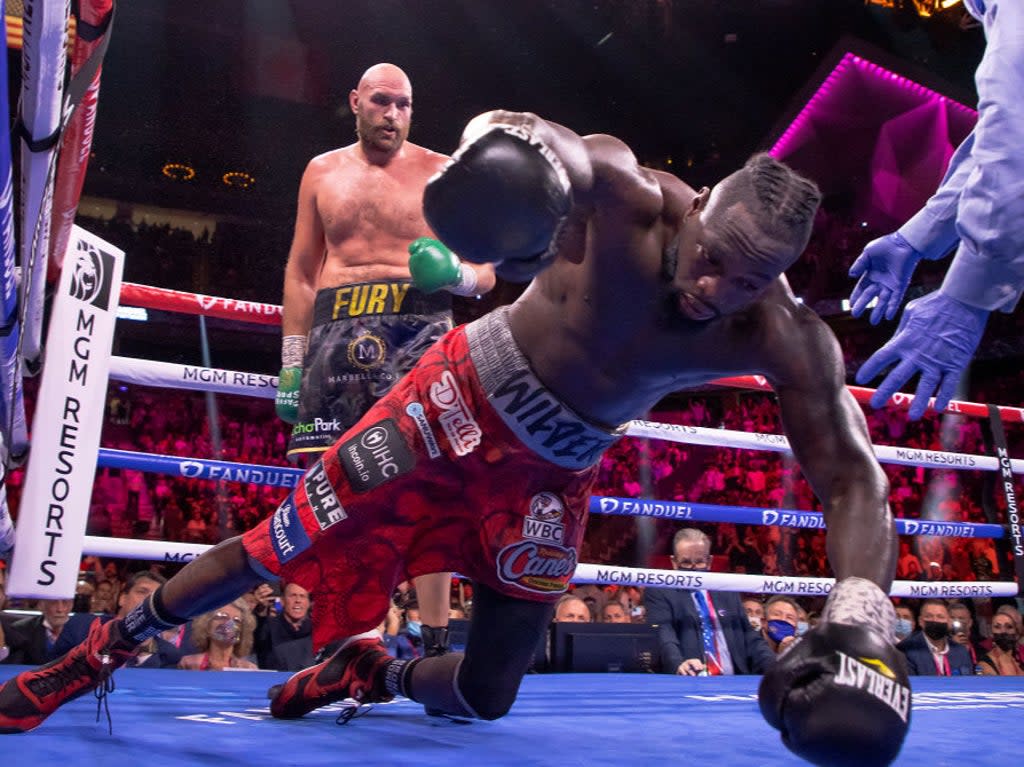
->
[[748, 617, 762, 631]]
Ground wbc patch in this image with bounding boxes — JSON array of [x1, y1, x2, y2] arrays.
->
[[521, 492, 566, 544]]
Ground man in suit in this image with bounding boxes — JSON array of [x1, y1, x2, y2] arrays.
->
[[51, 571, 181, 669], [254, 582, 314, 671], [645, 528, 774, 675], [7, 599, 73, 665], [897, 598, 974, 676]]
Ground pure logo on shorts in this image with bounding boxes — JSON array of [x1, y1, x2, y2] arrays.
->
[[69, 239, 116, 310], [270, 495, 311, 564], [303, 460, 347, 530], [496, 540, 577, 594], [347, 334, 386, 370], [522, 492, 566, 544], [428, 370, 482, 456], [406, 402, 441, 459], [340, 418, 415, 492]]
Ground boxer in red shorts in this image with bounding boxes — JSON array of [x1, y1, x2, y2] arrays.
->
[[2, 109, 906, 767], [243, 310, 616, 652]]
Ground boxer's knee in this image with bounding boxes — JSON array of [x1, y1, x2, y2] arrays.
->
[[456, 664, 518, 721]]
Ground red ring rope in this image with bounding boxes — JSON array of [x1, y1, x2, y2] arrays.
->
[[119, 281, 1024, 423]]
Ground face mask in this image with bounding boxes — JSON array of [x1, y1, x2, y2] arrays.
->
[[796, 621, 809, 637], [405, 620, 422, 638], [212, 620, 240, 644], [766, 619, 796, 644], [895, 618, 913, 638], [992, 633, 1018, 652], [923, 621, 949, 641], [748, 617, 762, 632]]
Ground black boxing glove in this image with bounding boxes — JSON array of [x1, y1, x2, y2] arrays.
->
[[423, 124, 572, 278], [759, 584, 911, 767]]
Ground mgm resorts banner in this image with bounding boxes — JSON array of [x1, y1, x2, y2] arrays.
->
[[8, 226, 124, 598]]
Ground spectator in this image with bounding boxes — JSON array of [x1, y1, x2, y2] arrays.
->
[[51, 571, 180, 669], [6, 600, 73, 664], [894, 604, 916, 642], [179, 600, 258, 671], [600, 602, 631, 624], [948, 601, 980, 667], [553, 595, 591, 623], [761, 595, 800, 656], [976, 608, 1023, 676], [254, 583, 314, 671], [646, 528, 773, 675], [741, 596, 765, 631], [90, 580, 117, 615], [897, 599, 973, 676]]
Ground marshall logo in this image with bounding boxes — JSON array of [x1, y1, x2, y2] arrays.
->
[[347, 334, 386, 370], [429, 370, 482, 456], [340, 419, 415, 492], [490, 370, 614, 468], [496, 540, 577, 594], [69, 239, 115, 310], [270, 495, 311, 565], [522, 492, 566, 544], [303, 460, 347, 530]]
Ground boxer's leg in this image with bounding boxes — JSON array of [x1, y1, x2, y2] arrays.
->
[[0, 537, 263, 733], [388, 582, 553, 720]]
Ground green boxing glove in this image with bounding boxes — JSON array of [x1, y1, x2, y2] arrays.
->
[[275, 367, 302, 424], [275, 334, 306, 424], [408, 237, 479, 295]]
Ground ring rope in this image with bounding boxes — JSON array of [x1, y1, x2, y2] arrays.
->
[[101, 353, 1024, 474], [95, 447, 1006, 539], [118, 280, 1024, 423], [76, 533, 1018, 599]]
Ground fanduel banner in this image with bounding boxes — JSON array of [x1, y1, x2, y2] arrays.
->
[[8, 226, 123, 597]]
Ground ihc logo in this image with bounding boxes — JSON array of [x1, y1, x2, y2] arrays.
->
[[360, 425, 389, 450]]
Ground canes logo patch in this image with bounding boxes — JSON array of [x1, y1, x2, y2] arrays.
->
[[270, 495, 311, 564], [347, 334, 386, 370], [340, 418, 415, 492], [69, 239, 115, 310], [303, 460, 347, 530], [522, 492, 566, 544], [429, 370, 482, 456], [496, 540, 577, 594]]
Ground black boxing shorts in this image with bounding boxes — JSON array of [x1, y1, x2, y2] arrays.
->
[[243, 307, 624, 648], [287, 281, 453, 460]]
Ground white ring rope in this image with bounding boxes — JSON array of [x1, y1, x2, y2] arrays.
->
[[79, 535, 1017, 599], [105, 355, 1024, 474]]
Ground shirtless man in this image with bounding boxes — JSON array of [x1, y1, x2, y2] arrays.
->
[[0, 111, 908, 766], [275, 63, 494, 663]]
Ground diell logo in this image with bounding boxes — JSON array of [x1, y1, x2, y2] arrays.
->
[[69, 239, 115, 310]]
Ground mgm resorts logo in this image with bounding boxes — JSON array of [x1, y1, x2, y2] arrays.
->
[[69, 239, 115, 310]]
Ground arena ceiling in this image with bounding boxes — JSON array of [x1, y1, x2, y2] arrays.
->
[[18, 0, 986, 225]]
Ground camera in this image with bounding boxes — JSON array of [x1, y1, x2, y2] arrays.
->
[[951, 619, 965, 635]]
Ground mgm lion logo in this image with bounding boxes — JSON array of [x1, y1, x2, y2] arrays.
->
[[69, 240, 114, 309]]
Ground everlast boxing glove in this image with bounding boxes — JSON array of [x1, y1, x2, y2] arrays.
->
[[408, 237, 479, 295], [423, 123, 572, 282], [758, 578, 911, 767]]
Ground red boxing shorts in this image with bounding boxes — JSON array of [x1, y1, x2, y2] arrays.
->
[[242, 307, 623, 650]]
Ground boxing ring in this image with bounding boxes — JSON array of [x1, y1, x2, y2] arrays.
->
[[0, 667, 1021, 765], [2, 267, 1023, 766]]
